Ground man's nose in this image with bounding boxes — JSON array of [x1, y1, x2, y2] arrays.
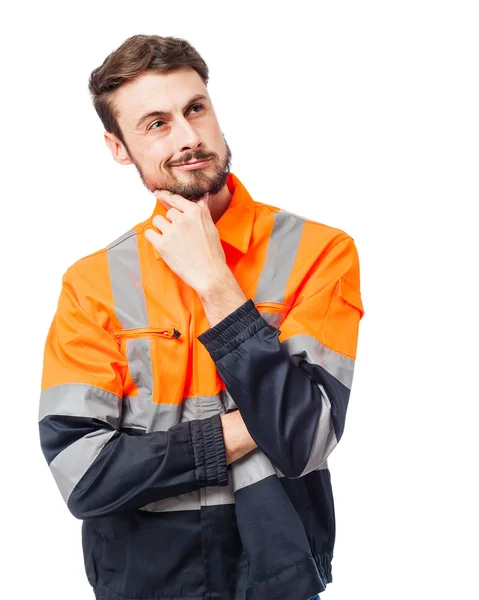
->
[[174, 116, 202, 152]]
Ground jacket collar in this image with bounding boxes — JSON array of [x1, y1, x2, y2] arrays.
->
[[150, 172, 255, 257]]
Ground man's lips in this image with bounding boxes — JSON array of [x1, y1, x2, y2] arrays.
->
[[172, 158, 212, 170]]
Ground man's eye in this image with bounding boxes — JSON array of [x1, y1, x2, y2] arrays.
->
[[149, 104, 204, 131]]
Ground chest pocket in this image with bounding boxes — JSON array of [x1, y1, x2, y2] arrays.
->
[[111, 326, 189, 407]]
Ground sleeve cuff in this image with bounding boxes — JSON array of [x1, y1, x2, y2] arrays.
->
[[197, 299, 268, 361], [190, 414, 228, 487]]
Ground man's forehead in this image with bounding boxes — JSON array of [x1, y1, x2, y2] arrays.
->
[[114, 70, 208, 125]]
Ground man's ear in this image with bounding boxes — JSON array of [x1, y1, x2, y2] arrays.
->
[[104, 131, 133, 165]]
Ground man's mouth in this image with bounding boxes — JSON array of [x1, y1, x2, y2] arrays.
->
[[172, 158, 212, 170]]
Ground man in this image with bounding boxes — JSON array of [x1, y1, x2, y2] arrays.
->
[[38, 34, 365, 600]]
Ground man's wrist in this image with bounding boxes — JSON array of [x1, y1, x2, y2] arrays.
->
[[197, 270, 249, 331], [220, 411, 258, 465], [196, 266, 236, 300]]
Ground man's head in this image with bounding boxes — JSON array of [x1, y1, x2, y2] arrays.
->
[[89, 35, 232, 202]]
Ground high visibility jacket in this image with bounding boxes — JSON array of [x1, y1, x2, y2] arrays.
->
[[39, 172, 365, 600]]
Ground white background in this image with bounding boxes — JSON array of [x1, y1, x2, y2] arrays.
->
[[1, 1, 478, 599]]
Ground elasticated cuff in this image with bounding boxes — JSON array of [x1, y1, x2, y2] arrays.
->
[[190, 414, 228, 487], [197, 299, 267, 361]]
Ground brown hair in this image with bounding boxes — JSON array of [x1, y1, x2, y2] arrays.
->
[[88, 34, 209, 149]]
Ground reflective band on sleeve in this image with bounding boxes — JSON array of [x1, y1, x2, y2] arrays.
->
[[282, 334, 355, 390], [39, 383, 122, 427], [49, 428, 117, 502]]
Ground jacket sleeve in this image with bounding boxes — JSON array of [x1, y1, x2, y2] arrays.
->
[[197, 235, 364, 478], [39, 266, 228, 520]]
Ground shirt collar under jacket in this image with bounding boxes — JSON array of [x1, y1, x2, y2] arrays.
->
[[150, 172, 256, 258]]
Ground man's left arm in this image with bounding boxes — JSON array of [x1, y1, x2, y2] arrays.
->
[[197, 235, 365, 479]]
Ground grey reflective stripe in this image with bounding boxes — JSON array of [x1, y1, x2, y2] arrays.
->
[[275, 459, 329, 479], [140, 453, 330, 512], [106, 229, 139, 250], [49, 429, 116, 503], [138, 394, 234, 512], [140, 489, 201, 512], [231, 448, 278, 492], [39, 383, 121, 428], [202, 475, 235, 507], [123, 337, 156, 430], [181, 394, 225, 422], [231, 448, 330, 490], [140, 471, 235, 512], [281, 335, 352, 476], [250, 209, 351, 477], [282, 334, 355, 389], [107, 232, 156, 434], [122, 392, 176, 431], [258, 312, 284, 328], [254, 210, 305, 304], [107, 230, 148, 329], [122, 393, 225, 433], [220, 388, 238, 412], [281, 334, 351, 476], [299, 384, 338, 477]]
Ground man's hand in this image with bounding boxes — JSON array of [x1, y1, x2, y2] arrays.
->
[[145, 190, 230, 296], [220, 410, 258, 465]]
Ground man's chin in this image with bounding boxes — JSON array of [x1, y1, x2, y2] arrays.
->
[[150, 186, 210, 203]]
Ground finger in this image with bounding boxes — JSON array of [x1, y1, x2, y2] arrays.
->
[[164, 208, 181, 223], [156, 195, 174, 211], [152, 215, 171, 232], [144, 228, 164, 246], [153, 189, 189, 211], [159, 198, 173, 210]]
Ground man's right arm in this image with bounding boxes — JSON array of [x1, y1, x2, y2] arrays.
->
[[38, 267, 254, 520]]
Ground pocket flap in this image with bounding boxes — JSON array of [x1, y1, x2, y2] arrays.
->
[[338, 277, 364, 318]]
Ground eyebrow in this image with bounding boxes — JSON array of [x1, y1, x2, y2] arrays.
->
[[135, 93, 209, 130]]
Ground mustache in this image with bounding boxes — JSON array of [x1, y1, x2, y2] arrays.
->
[[170, 152, 215, 166]]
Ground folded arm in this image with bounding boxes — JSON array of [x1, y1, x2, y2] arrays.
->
[[198, 236, 365, 478], [39, 267, 229, 519]]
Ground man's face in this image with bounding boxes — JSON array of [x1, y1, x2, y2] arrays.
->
[[106, 68, 231, 202]]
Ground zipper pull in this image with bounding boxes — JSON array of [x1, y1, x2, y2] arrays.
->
[[161, 328, 182, 339]]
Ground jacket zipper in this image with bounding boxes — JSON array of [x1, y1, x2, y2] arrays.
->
[[110, 305, 285, 339], [111, 327, 182, 339]]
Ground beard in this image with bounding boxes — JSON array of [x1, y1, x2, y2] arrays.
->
[[129, 137, 233, 202]]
